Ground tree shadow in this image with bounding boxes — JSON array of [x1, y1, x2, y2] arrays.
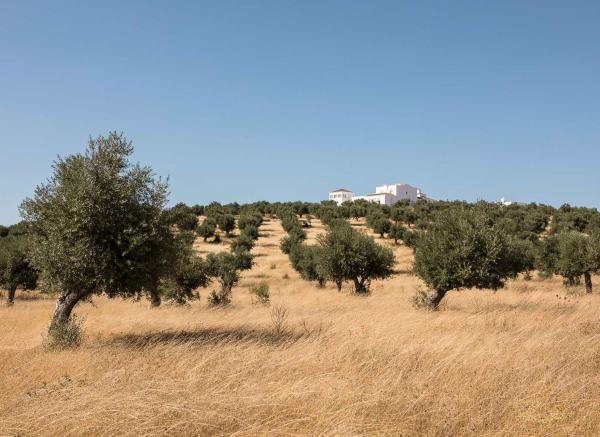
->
[[393, 268, 414, 275], [105, 325, 303, 349], [15, 292, 55, 301]]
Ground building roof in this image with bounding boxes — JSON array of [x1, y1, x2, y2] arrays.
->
[[330, 188, 353, 193]]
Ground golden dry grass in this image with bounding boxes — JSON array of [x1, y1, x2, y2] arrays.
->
[[2, 218, 600, 436]]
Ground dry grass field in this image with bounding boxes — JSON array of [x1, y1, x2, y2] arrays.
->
[[2, 217, 600, 436]]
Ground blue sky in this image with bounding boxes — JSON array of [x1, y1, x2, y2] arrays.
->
[[1, 1, 599, 224]]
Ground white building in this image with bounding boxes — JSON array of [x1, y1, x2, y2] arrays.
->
[[328, 188, 354, 205], [329, 183, 427, 206]]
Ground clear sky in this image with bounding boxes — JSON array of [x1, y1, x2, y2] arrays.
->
[[1, 1, 599, 224]]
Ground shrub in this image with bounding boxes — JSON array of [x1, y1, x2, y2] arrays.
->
[[45, 315, 84, 350], [270, 304, 289, 336], [250, 281, 270, 304], [205, 251, 253, 305]]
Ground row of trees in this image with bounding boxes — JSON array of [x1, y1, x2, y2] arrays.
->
[[278, 202, 600, 309], [4, 131, 600, 338]]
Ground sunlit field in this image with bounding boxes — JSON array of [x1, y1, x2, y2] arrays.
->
[[2, 217, 600, 436]]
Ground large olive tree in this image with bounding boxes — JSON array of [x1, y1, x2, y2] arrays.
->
[[413, 209, 528, 309], [20, 132, 182, 330]]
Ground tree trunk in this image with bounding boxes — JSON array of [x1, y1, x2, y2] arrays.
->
[[6, 285, 16, 305], [427, 289, 447, 310], [353, 278, 368, 294], [50, 292, 82, 331], [148, 288, 161, 307], [584, 271, 593, 294], [335, 280, 342, 292]]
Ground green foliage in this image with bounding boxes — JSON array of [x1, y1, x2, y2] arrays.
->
[[238, 212, 262, 231], [289, 244, 327, 287], [372, 217, 391, 238], [390, 207, 405, 223], [167, 203, 199, 231], [280, 235, 301, 255], [551, 205, 600, 235], [241, 224, 259, 241], [20, 132, 185, 327], [250, 281, 270, 304], [191, 204, 204, 216], [204, 201, 224, 218], [216, 214, 236, 236], [538, 231, 600, 290], [197, 217, 217, 241], [389, 223, 405, 244], [205, 250, 253, 305], [45, 315, 84, 350], [317, 222, 395, 293], [279, 211, 307, 254], [402, 229, 419, 249], [0, 235, 38, 303], [159, 249, 209, 305], [231, 233, 254, 253], [413, 208, 528, 308]]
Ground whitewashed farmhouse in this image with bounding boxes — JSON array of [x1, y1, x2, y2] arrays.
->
[[328, 188, 354, 204], [329, 183, 426, 206]]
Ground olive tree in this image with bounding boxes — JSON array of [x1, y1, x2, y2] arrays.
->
[[317, 222, 395, 293], [167, 203, 199, 231], [159, 246, 209, 305], [538, 231, 600, 292], [0, 236, 38, 305], [413, 209, 527, 309], [197, 217, 217, 242], [289, 244, 327, 287], [389, 223, 405, 245], [231, 233, 254, 254], [205, 250, 253, 305], [372, 217, 391, 238], [216, 214, 236, 237], [20, 132, 183, 330]]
